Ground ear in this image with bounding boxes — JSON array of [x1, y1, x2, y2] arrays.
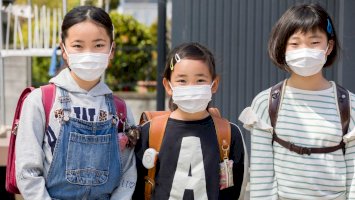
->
[[211, 76, 220, 94], [326, 40, 335, 56], [163, 78, 173, 96], [109, 42, 116, 60]]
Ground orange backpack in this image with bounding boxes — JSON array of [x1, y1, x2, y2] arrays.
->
[[139, 108, 231, 200]]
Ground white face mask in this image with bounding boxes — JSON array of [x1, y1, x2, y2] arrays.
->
[[169, 82, 213, 113], [285, 47, 328, 77], [63, 44, 113, 81]]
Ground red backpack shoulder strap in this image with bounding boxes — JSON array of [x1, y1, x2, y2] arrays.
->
[[113, 95, 127, 122], [40, 84, 56, 129], [6, 86, 35, 194]]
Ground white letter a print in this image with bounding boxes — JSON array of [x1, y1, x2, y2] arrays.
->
[[169, 137, 208, 200]]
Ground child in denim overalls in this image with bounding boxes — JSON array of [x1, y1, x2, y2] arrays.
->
[[15, 6, 137, 200]]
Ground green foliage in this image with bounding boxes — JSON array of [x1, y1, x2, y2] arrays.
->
[[106, 11, 156, 91], [108, 0, 120, 10], [32, 57, 51, 87]]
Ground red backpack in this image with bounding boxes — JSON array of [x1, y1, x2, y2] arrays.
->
[[5, 84, 127, 194]]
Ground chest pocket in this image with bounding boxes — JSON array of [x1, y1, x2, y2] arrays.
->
[[66, 132, 112, 185]]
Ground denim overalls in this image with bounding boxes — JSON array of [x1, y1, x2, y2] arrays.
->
[[46, 87, 122, 200]]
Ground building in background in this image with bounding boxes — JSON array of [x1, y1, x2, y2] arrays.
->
[[118, 0, 172, 26], [171, 0, 355, 153]]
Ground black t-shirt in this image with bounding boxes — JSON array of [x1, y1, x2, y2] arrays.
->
[[133, 116, 244, 200]]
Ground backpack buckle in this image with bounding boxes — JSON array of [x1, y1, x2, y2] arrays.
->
[[221, 140, 230, 160], [272, 90, 280, 99], [144, 176, 155, 193], [288, 142, 311, 155]]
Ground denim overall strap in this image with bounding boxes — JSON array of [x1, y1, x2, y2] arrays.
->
[[105, 93, 116, 116], [46, 87, 122, 200], [59, 88, 71, 121]]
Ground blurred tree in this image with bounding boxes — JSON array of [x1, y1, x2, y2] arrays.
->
[[108, 0, 120, 10], [106, 11, 156, 91]]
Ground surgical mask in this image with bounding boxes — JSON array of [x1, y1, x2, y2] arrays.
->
[[285, 47, 328, 77], [170, 82, 213, 113], [63, 44, 113, 81]]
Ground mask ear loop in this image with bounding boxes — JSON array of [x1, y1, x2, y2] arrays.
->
[[324, 44, 330, 55], [61, 44, 71, 67], [168, 81, 174, 90], [108, 42, 114, 55], [210, 81, 215, 88]]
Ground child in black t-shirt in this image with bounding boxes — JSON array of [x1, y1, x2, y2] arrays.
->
[[133, 42, 247, 200]]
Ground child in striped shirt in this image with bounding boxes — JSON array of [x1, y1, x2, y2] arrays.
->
[[239, 3, 355, 200]]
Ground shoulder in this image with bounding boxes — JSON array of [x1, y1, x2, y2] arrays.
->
[[23, 88, 43, 109], [251, 88, 270, 109], [250, 87, 271, 118], [125, 105, 136, 125]]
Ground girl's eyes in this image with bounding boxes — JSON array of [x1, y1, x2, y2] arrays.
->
[[95, 44, 106, 48], [311, 41, 320, 45], [176, 80, 186, 84], [175, 79, 208, 84], [72, 44, 82, 48], [197, 79, 208, 83], [70, 44, 106, 49]]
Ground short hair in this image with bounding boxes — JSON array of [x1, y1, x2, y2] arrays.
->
[[163, 42, 216, 81], [268, 3, 339, 70]]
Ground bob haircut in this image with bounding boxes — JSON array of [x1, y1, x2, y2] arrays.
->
[[268, 3, 339, 70]]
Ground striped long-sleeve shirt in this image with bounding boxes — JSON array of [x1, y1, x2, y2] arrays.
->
[[239, 82, 355, 200]]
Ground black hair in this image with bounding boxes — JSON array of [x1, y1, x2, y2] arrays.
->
[[163, 42, 217, 111], [163, 42, 216, 81], [268, 3, 339, 70], [61, 5, 113, 43]]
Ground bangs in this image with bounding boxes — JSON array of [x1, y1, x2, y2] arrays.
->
[[287, 7, 327, 38]]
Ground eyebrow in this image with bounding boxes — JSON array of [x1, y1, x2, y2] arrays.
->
[[308, 35, 322, 39], [70, 39, 107, 43], [92, 39, 107, 42], [175, 74, 209, 78], [175, 74, 187, 78], [289, 34, 322, 40], [195, 73, 209, 77]]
